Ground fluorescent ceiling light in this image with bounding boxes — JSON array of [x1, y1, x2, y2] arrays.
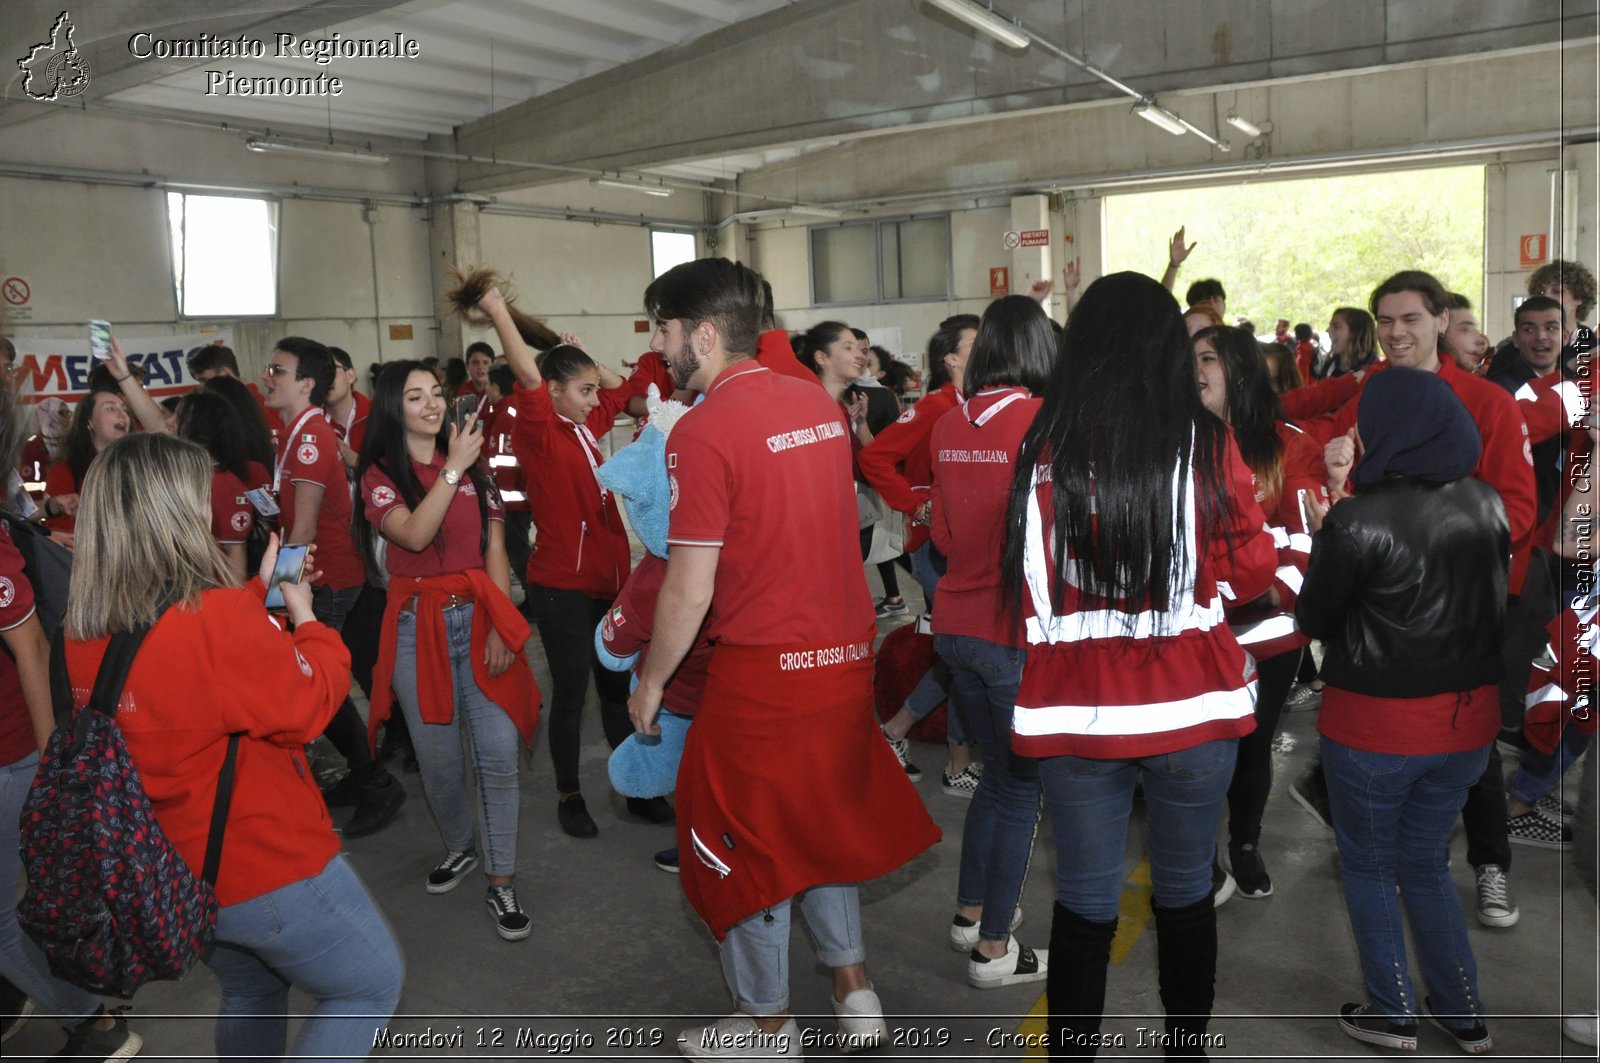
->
[[787, 205, 846, 218], [593, 177, 673, 198], [244, 138, 388, 164], [1133, 102, 1187, 136], [1226, 112, 1263, 138], [925, 0, 1030, 49]]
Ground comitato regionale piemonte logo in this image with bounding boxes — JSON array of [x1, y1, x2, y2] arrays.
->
[[18, 11, 93, 101]]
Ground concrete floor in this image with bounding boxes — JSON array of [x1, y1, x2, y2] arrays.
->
[[9, 574, 1598, 1062]]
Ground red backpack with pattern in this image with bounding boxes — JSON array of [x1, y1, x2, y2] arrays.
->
[[16, 611, 239, 998]]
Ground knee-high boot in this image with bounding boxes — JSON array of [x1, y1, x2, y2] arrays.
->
[[1152, 895, 1217, 1060], [1047, 902, 1119, 1060]]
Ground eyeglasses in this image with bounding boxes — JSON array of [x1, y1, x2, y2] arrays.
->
[[263, 364, 292, 377]]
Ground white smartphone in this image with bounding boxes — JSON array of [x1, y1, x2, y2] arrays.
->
[[88, 320, 113, 360]]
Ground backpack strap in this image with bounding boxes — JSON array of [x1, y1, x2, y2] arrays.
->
[[201, 733, 240, 887]]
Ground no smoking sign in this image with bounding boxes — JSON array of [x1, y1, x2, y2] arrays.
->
[[2, 276, 30, 306]]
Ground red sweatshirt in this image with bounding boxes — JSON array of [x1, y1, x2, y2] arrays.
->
[[756, 329, 818, 384], [858, 383, 961, 554], [1226, 422, 1325, 663], [510, 382, 632, 597], [64, 585, 348, 906]]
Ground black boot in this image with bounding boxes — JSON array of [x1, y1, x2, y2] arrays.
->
[[1047, 902, 1119, 1060], [1152, 895, 1217, 1060]]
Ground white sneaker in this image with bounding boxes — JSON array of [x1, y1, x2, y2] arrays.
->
[[967, 937, 1048, 989], [677, 1015, 800, 1061], [831, 987, 888, 1053], [949, 906, 1023, 951]]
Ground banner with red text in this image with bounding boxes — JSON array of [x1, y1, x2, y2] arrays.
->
[[14, 331, 234, 403]]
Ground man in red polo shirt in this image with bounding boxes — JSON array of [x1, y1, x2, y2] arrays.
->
[[324, 346, 371, 469], [262, 337, 404, 838], [627, 259, 938, 1059]]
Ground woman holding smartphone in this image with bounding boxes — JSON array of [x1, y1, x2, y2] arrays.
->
[[62, 432, 403, 1060], [354, 361, 539, 941]]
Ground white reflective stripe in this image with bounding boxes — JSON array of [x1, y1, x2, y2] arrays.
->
[[1514, 382, 1537, 403], [21, 481, 44, 492], [1026, 596, 1227, 644], [499, 490, 526, 503], [1215, 580, 1235, 603], [1275, 565, 1304, 595], [1553, 379, 1586, 424], [489, 455, 518, 468], [1525, 681, 1569, 711], [1269, 526, 1290, 548], [1014, 682, 1257, 738], [1287, 533, 1313, 553], [690, 829, 732, 878], [1232, 613, 1298, 646]]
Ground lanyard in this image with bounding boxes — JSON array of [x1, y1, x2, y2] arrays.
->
[[559, 413, 606, 500], [961, 387, 1027, 427], [273, 407, 323, 494]]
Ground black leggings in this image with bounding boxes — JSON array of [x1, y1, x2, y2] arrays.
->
[[525, 584, 632, 795], [1226, 648, 1301, 845]]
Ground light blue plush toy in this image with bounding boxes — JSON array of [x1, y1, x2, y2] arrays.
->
[[594, 385, 697, 799]]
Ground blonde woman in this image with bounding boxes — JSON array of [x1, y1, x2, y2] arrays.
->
[[62, 433, 403, 1061]]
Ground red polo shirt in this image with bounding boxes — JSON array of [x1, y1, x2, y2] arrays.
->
[[0, 523, 38, 766], [362, 454, 503, 579], [275, 408, 363, 591], [666, 361, 874, 644]]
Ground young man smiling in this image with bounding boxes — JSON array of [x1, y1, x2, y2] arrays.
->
[[263, 336, 405, 837]]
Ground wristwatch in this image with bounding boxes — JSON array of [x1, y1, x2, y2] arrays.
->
[[442, 468, 463, 486]]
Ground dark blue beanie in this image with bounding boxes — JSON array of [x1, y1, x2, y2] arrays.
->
[[1352, 367, 1481, 490]]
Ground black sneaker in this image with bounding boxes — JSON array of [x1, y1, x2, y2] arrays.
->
[[1424, 996, 1492, 1055], [59, 1009, 142, 1060], [1228, 841, 1273, 898], [425, 850, 479, 894], [626, 796, 675, 824], [1339, 1002, 1418, 1051], [1507, 810, 1571, 849], [654, 847, 680, 873], [486, 883, 532, 942], [319, 771, 365, 809], [343, 773, 406, 838], [558, 795, 598, 839], [1290, 762, 1334, 830], [1212, 862, 1236, 907], [882, 729, 924, 782]]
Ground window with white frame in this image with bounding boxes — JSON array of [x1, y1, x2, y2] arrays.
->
[[651, 229, 698, 278], [811, 215, 951, 305], [167, 192, 279, 317]]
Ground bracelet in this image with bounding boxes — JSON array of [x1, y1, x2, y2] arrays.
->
[[111, 372, 130, 382]]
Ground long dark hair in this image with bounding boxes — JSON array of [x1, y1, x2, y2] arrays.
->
[[965, 296, 1056, 395], [203, 375, 275, 470], [353, 360, 495, 570], [66, 388, 123, 484], [1196, 325, 1285, 511], [1001, 272, 1231, 631], [177, 390, 253, 481]]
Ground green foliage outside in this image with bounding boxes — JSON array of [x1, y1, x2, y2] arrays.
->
[[1102, 166, 1485, 333]]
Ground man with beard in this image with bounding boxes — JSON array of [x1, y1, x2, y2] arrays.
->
[[629, 258, 939, 1059]]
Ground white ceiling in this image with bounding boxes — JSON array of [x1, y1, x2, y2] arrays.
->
[[106, 0, 796, 142]]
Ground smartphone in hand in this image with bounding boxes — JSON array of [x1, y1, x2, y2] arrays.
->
[[453, 394, 481, 435], [264, 543, 310, 610], [88, 320, 113, 360]]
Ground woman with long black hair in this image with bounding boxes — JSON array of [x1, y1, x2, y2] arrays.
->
[[929, 295, 1054, 988], [1001, 273, 1276, 1057], [1193, 325, 1327, 898], [353, 361, 540, 941]]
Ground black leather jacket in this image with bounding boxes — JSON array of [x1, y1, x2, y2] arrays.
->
[[1295, 477, 1509, 699]]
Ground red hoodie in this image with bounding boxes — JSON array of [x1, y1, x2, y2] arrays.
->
[[859, 383, 961, 554]]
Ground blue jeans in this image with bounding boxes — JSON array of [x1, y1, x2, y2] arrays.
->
[[904, 546, 963, 744], [392, 605, 523, 877], [206, 855, 404, 1062], [1, 752, 102, 1028], [1321, 737, 1489, 1028], [935, 635, 1040, 941], [1509, 727, 1591, 807], [1038, 739, 1236, 922], [720, 886, 866, 1016], [910, 541, 940, 607]]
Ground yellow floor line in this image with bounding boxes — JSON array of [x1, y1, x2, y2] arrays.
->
[[1019, 856, 1154, 1058]]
